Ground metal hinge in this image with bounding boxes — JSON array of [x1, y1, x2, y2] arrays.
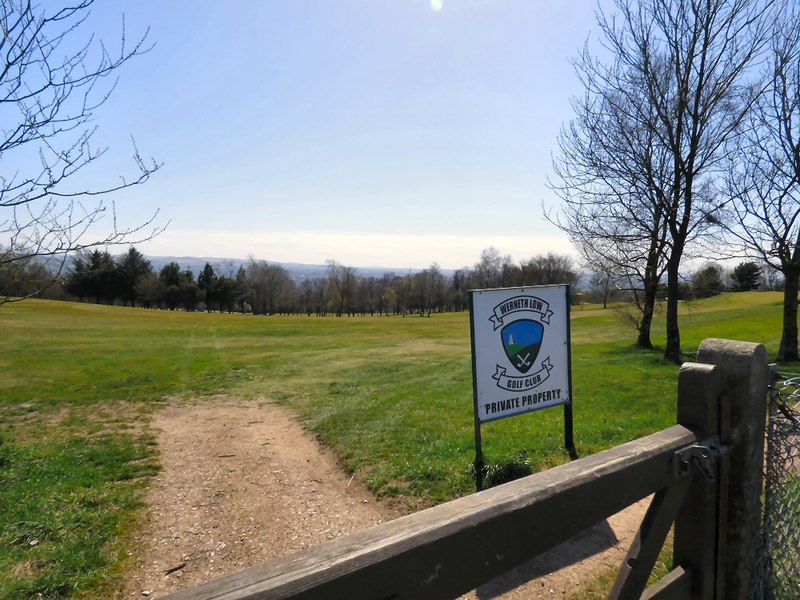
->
[[672, 436, 730, 483]]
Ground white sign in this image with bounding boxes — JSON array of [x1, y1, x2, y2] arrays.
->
[[470, 285, 572, 423]]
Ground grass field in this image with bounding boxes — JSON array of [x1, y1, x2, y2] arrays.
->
[[0, 292, 790, 597]]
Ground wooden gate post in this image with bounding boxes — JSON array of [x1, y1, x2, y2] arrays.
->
[[693, 339, 768, 600], [672, 361, 723, 600]]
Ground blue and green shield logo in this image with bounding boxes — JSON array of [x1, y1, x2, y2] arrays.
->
[[501, 319, 543, 374]]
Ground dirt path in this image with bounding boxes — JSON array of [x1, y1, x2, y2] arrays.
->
[[118, 398, 647, 598]]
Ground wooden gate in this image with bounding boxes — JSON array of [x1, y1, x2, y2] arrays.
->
[[164, 339, 768, 600]]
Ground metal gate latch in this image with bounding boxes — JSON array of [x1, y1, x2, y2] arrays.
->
[[673, 436, 729, 482]]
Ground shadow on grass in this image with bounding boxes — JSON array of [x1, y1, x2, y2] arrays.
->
[[483, 460, 534, 488], [470, 453, 535, 490]]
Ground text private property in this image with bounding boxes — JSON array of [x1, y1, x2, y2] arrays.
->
[[483, 388, 562, 417]]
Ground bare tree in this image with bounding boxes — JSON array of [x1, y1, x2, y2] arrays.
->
[[0, 1, 163, 304], [246, 259, 292, 315], [518, 252, 579, 288], [724, 2, 800, 361], [648, 0, 777, 361], [549, 12, 676, 349], [472, 247, 509, 289], [0, 251, 50, 298], [381, 284, 398, 315], [448, 268, 470, 312], [326, 259, 357, 317], [298, 277, 327, 316], [588, 271, 615, 309], [552, 0, 778, 360], [413, 262, 445, 316]]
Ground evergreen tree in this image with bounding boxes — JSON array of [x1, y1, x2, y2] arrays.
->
[[197, 263, 219, 312], [159, 262, 182, 310], [730, 261, 762, 291], [67, 250, 118, 304], [692, 263, 725, 298], [179, 268, 200, 311], [116, 247, 153, 306]]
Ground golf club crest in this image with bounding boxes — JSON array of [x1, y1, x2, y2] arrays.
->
[[489, 294, 554, 391]]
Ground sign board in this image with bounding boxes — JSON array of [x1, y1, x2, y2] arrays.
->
[[470, 285, 572, 423]]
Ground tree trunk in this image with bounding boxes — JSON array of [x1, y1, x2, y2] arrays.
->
[[636, 285, 656, 349], [664, 258, 681, 363], [636, 251, 662, 349], [778, 267, 800, 362]]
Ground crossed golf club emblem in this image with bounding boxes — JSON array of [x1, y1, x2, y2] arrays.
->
[[487, 294, 557, 392]]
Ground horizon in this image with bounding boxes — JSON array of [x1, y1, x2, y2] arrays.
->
[[134, 230, 579, 272], [81, 247, 582, 278]]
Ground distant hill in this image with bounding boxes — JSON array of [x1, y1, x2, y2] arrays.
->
[[143, 256, 424, 283], [58, 252, 453, 282]]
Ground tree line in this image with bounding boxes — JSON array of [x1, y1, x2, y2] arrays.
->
[[0, 242, 782, 325], [15, 246, 579, 316], [589, 260, 778, 332]]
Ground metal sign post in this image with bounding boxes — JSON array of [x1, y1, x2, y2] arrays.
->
[[470, 285, 576, 491]]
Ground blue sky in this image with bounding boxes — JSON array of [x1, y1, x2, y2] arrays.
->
[[75, 1, 603, 270]]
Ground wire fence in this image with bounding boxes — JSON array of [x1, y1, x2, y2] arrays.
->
[[754, 368, 800, 600]]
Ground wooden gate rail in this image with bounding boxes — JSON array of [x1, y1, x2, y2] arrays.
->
[[164, 338, 768, 600], [166, 425, 700, 600]]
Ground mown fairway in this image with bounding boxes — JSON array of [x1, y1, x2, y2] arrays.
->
[[0, 292, 790, 597]]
